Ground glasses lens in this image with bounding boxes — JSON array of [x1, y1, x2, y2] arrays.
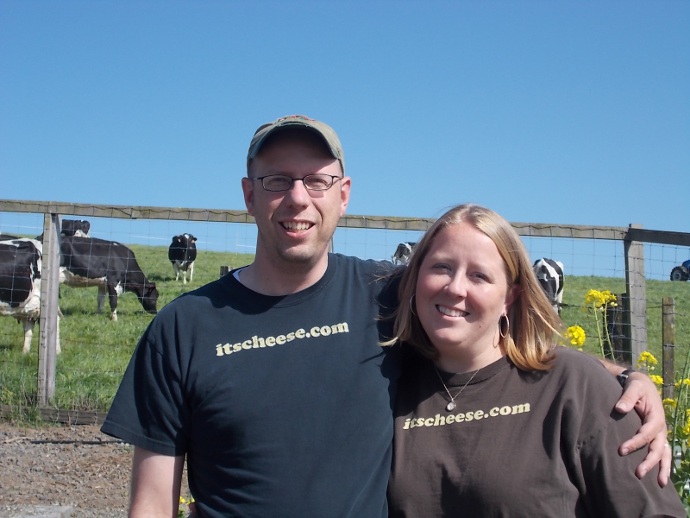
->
[[262, 175, 292, 192], [303, 174, 334, 191]]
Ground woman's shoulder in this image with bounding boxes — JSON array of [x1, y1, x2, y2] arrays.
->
[[549, 346, 620, 391]]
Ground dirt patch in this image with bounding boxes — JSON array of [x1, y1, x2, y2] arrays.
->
[[0, 422, 189, 517]]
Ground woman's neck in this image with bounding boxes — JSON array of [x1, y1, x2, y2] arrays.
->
[[434, 346, 505, 374]]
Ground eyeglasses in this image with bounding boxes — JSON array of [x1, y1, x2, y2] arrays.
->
[[251, 174, 342, 192]]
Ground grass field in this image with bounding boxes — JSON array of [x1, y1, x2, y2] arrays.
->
[[1, 243, 689, 415]]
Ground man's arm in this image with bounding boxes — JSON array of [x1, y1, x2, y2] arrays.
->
[[599, 359, 671, 486], [129, 446, 185, 518]]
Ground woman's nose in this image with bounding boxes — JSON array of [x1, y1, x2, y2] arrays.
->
[[445, 273, 468, 296]]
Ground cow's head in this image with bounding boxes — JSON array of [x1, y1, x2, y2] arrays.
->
[[139, 283, 159, 314]]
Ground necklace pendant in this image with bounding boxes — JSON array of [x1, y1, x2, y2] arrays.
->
[[446, 401, 456, 412]]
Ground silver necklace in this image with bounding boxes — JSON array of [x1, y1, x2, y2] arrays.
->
[[433, 366, 480, 412]]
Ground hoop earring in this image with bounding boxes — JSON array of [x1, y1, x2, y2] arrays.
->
[[410, 295, 416, 316], [499, 314, 510, 339]]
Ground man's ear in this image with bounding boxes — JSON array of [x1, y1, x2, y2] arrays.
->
[[339, 176, 352, 217], [241, 177, 255, 216]]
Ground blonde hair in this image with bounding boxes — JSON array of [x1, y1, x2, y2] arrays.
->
[[389, 203, 562, 372]]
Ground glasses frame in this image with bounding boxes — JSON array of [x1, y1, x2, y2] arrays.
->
[[251, 174, 343, 193]]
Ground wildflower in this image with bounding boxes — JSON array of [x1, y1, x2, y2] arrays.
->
[[600, 290, 617, 307], [637, 351, 658, 371], [565, 325, 586, 347], [674, 379, 690, 390], [584, 289, 606, 309], [663, 398, 677, 409], [649, 374, 664, 387]]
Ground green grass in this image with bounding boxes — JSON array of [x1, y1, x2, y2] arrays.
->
[[1, 246, 690, 416], [0, 244, 253, 414], [559, 276, 690, 371]]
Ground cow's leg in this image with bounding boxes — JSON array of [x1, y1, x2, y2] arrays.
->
[[107, 284, 119, 322], [21, 318, 36, 354], [188, 261, 194, 283], [173, 262, 180, 282], [97, 285, 107, 314]]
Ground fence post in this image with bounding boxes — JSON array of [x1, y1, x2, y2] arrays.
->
[[624, 224, 648, 366], [37, 213, 61, 405], [662, 297, 675, 400], [604, 293, 631, 365]]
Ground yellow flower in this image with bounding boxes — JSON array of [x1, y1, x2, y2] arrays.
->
[[600, 290, 617, 306], [650, 374, 664, 387], [565, 325, 586, 347], [584, 289, 605, 308], [673, 380, 690, 389], [584, 289, 618, 310], [663, 398, 678, 410], [637, 351, 658, 371]]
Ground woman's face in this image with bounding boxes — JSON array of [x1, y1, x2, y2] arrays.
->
[[415, 222, 515, 370]]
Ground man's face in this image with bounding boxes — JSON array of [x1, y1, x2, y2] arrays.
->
[[242, 132, 351, 269]]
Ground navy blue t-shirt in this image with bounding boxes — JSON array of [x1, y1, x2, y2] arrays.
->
[[101, 254, 402, 517]]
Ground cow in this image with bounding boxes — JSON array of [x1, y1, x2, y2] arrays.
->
[[168, 233, 197, 285], [533, 258, 565, 315], [36, 219, 91, 242], [59, 236, 158, 322], [0, 237, 60, 354], [60, 219, 91, 237], [392, 242, 416, 266]]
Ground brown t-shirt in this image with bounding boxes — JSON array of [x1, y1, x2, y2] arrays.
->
[[388, 347, 686, 517]]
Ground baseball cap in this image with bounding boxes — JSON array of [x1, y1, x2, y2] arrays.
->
[[247, 115, 345, 173]]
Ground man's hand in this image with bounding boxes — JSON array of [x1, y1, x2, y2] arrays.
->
[[614, 371, 671, 487]]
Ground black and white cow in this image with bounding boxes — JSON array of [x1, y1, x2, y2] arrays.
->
[[60, 219, 91, 237], [0, 238, 60, 353], [59, 236, 158, 321], [35, 219, 90, 242], [392, 242, 416, 266], [168, 233, 197, 285], [533, 258, 565, 315]]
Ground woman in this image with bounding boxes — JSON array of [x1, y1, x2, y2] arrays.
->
[[386, 203, 685, 517]]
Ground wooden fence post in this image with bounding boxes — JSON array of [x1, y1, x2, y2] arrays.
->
[[624, 224, 648, 366], [662, 297, 675, 401], [37, 213, 61, 405]]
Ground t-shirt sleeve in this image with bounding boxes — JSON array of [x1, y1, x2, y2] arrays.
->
[[100, 316, 189, 457], [563, 351, 685, 516]]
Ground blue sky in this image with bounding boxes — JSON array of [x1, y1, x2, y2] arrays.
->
[[1, 1, 689, 271]]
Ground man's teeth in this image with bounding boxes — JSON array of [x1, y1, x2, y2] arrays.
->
[[437, 305, 465, 317], [283, 222, 311, 231]]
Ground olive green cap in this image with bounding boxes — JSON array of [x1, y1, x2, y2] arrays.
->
[[247, 114, 345, 173]]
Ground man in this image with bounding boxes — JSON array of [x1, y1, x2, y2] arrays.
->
[[101, 115, 670, 517]]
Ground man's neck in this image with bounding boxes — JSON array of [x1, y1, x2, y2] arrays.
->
[[238, 256, 329, 296]]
